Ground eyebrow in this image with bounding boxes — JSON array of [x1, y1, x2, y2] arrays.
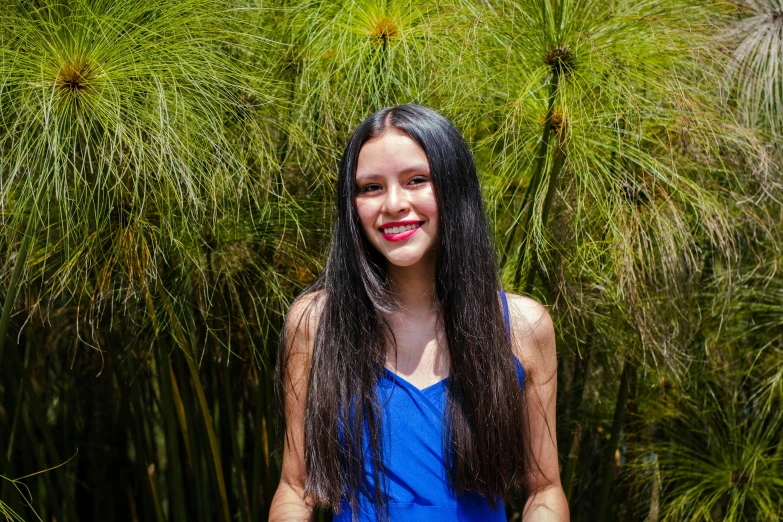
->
[[356, 164, 430, 181]]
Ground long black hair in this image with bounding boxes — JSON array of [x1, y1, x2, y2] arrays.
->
[[276, 104, 531, 520]]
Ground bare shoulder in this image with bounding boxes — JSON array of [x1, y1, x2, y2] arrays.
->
[[283, 289, 326, 358], [279, 289, 326, 406], [503, 292, 557, 379], [503, 292, 555, 346]]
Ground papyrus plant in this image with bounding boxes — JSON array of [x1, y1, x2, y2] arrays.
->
[[0, 0, 278, 358], [482, 0, 765, 373], [0, 2, 286, 520]]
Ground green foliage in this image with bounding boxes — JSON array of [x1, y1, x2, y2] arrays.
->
[[636, 381, 783, 521], [0, 0, 781, 521], [0, 1, 303, 520], [484, 0, 763, 374], [723, 0, 783, 136], [0, 0, 278, 301]]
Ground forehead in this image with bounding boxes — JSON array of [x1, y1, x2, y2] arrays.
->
[[356, 131, 430, 178]]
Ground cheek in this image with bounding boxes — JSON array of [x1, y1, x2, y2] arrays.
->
[[418, 188, 439, 225], [355, 200, 378, 235]]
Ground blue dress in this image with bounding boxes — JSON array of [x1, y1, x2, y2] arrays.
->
[[334, 290, 525, 522]]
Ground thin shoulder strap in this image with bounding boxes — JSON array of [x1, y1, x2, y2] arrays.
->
[[499, 289, 511, 341]]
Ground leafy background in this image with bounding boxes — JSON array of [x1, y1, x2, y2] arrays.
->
[[1, 0, 781, 521]]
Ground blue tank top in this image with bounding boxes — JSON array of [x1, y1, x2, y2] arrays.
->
[[334, 290, 524, 522]]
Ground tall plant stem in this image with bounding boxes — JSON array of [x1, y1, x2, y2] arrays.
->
[[501, 72, 560, 286], [501, 162, 542, 270], [0, 213, 35, 366], [0, 331, 31, 514], [10, 333, 76, 521], [145, 290, 190, 522], [521, 133, 567, 292], [501, 72, 560, 272], [561, 347, 590, 500], [160, 286, 232, 522], [222, 345, 248, 522], [260, 328, 280, 518], [624, 366, 639, 521], [562, 422, 581, 501], [250, 366, 265, 522], [596, 360, 634, 521], [156, 336, 189, 522], [6, 334, 32, 462]]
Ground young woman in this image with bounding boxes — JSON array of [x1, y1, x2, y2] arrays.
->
[[269, 104, 568, 522]]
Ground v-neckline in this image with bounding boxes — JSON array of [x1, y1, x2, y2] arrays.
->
[[382, 356, 525, 394], [382, 367, 449, 393]]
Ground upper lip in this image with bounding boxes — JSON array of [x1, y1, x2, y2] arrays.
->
[[379, 220, 423, 230]]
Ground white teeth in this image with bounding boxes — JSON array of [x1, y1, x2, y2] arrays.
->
[[382, 223, 421, 234]]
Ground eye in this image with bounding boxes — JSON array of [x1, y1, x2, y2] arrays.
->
[[408, 175, 429, 185], [359, 183, 382, 194]]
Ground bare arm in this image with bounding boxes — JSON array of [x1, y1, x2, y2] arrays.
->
[[269, 293, 322, 522], [508, 294, 570, 521]]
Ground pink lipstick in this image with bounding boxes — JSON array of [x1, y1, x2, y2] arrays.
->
[[379, 220, 424, 242]]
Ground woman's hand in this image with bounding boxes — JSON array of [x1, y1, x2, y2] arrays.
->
[[269, 479, 314, 522]]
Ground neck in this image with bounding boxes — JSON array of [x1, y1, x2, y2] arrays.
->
[[386, 257, 438, 315]]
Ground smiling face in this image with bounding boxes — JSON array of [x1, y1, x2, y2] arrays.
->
[[354, 130, 439, 269]]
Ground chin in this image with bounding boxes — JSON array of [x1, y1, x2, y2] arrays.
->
[[386, 257, 421, 268], [383, 248, 435, 268]]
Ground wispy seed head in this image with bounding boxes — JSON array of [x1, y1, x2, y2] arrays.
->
[[544, 45, 574, 76], [730, 469, 750, 487], [370, 17, 398, 45], [57, 59, 93, 94]]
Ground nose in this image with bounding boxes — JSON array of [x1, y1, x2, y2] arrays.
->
[[383, 183, 410, 215]]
